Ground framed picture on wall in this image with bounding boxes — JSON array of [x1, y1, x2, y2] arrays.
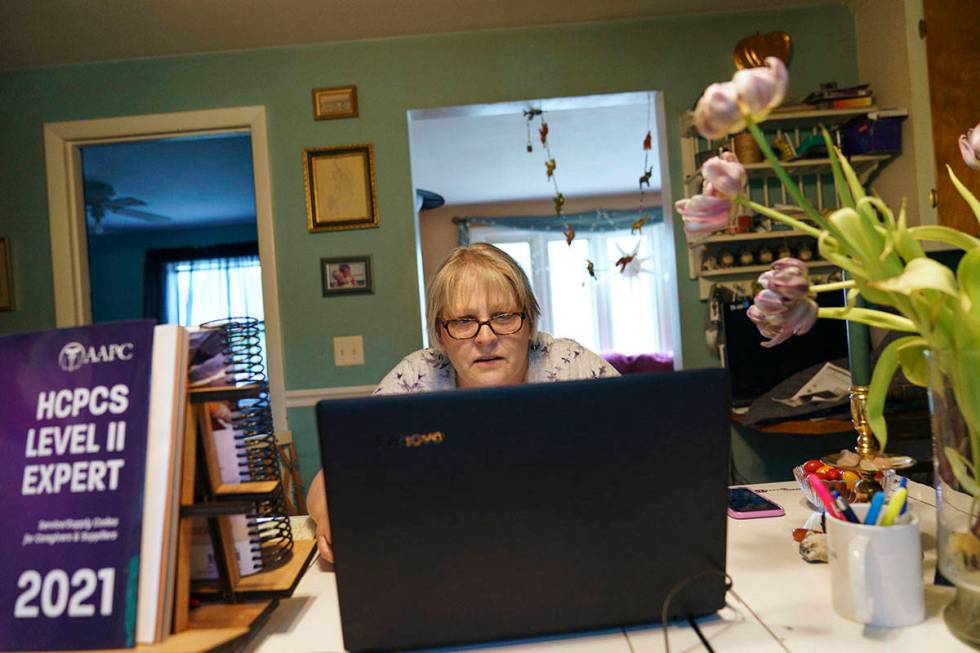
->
[[304, 144, 379, 233], [312, 85, 358, 121], [0, 238, 12, 311], [321, 255, 373, 296]]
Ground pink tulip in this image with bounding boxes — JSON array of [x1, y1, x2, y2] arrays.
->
[[701, 152, 746, 198], [693, 81, 745, 140], [748, 294, 818, 347], [747, 304, 783, 341], [960, 123, 980, 170], [733, 57, 788, 121], [753, 288, 789, 315], [675, 194, 731, 236], [759, 258, 810, 300]]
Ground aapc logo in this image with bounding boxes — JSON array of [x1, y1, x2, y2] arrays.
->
[[58, 341, 135, 372]]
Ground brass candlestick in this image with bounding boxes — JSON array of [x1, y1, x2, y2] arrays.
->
[[849, 385, 878, 458], [822, 385, 916, 502]]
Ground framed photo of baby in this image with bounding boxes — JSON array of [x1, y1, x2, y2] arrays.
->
[[321, 255, 373, 296]]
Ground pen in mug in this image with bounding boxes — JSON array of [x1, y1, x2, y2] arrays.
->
[[865, 491, 885, 525], [831, 489, 859, 523], [880, 487, 908, 526], [898, 477, 909, 515], [808, 473, 842, 520]]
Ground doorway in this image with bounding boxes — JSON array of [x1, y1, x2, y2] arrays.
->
[[43, 106, 288, 433], [407, 92, 681, 360]]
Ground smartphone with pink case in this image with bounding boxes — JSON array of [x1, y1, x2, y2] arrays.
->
[[728, 487, 785, 519]]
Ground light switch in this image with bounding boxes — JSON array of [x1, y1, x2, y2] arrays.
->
[[333, 335, 365, 367]]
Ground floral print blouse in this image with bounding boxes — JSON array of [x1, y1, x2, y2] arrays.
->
[[374, 331, 619, 395]]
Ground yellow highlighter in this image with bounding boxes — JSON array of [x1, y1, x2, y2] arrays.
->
[[880, 487, 908, 526]]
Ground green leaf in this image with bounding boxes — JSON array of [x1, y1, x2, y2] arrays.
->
[[866, 337, 904, 451], [896, 337, 929, 387], [909, 225, 980, 251], [871, 257, 959, 297], [894, 199, 926, 263], [838, 148, 867, 205], [945, 446, 980, 497], [958, 248, 980, 318], [859, 196, 896, 231], [830, 208, 884, 267], [823, 128, 854, 208], [947, 165, 980, 224]]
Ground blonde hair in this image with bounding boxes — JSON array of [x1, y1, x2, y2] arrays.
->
[[426, 243, 540, 348]]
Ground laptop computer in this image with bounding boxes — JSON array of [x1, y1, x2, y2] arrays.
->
[[316, 369, 731, 652]]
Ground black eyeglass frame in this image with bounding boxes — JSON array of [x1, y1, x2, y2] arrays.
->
[[439, 311, 527, 340]]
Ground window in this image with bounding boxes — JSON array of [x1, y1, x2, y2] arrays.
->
[[145, 242, 267, 370], [163, 252, 268, 373], [163, 254, 264, 327], [470, 220, 673, 355]]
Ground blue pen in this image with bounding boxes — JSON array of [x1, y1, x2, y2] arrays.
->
[[865, 491, 885, 525], [831, 490, 859, 523], [898, 477, 909, 515]]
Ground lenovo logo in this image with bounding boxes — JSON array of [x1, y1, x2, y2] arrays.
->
[[376, 431, 445, 450]]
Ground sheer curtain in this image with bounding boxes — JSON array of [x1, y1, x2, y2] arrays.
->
[[162, 253, 267, 370], [163, 254, 264, 326]]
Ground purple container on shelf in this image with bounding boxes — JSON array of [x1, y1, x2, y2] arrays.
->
[[841, 117, 903, 155]]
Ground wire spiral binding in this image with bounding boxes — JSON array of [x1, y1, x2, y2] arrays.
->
[[198, 317, 293, 573]]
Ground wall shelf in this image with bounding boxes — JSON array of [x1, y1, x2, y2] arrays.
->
[[699, 260, 836, 278], [680, 105, 880, 136], [684, 154, 892, 190], [679, 105, 903, 300], [688, 229, 813, 248]]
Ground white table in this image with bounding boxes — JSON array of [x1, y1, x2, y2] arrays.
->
[[244, 482, 972, 652]]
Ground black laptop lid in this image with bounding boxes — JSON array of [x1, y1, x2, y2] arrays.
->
[[316, 369, 731, 652]]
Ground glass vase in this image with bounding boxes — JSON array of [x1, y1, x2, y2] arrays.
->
[[928, 350, 980, 648]]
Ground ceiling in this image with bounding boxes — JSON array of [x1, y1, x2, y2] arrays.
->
[[0, 0, 833, 72], [410, 93, 662, 206], [81, 133, 257, 234]]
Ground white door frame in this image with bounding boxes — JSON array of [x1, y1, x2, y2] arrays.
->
[[43, 106, 289, 434]]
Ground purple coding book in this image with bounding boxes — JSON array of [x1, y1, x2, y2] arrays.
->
[[0, 320, 156, 651]]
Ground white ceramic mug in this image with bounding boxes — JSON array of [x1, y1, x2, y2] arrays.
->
[[826, 504, 925, 627]]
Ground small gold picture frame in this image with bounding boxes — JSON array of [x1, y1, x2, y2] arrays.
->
[[312, 85, 358, 121], [304, 144, 379, 233], [0, 237, 12, 311]]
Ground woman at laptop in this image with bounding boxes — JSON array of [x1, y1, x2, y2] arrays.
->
[[308, 243, 618, 561]]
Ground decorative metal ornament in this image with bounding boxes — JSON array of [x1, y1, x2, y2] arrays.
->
[[733, 31, 792, 70]]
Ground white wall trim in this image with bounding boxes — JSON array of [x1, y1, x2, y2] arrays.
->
[[655, 92, 683, 370], [43, 106, 290, 433], [285, 385, 377, 408]]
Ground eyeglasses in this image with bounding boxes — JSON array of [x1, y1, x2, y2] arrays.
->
[[440, 312, 526, 340]]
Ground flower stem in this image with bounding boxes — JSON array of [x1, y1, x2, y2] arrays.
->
[[744, 117, 828, 230], [737, 198, 823, 237], [817, 306, 918, 331], [811, 280, 855, 293]]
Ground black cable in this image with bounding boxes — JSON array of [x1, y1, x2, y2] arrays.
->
[[686, 615, 716, 653], [661, 569, 731, 653], [656, 568, 791, 653]]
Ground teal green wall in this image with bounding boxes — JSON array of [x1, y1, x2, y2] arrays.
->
[[0, 4, 858, 485], [87, 223, 258, 322]]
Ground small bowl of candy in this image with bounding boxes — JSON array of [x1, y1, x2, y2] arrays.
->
[[794, 455, 900, 509], [794, 462, 858, 507]]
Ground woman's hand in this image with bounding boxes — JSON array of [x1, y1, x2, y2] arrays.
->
[[306, 469, 334, 563]]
